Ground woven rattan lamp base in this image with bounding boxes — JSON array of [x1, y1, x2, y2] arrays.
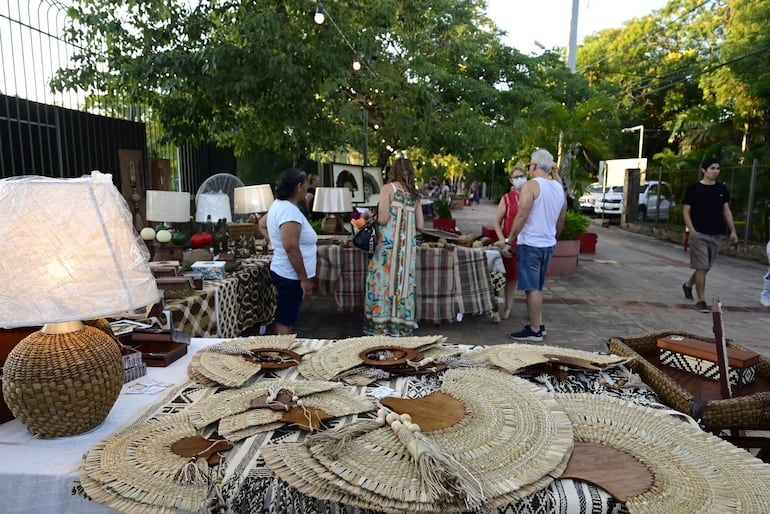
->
[[1, 324, 123, 437]]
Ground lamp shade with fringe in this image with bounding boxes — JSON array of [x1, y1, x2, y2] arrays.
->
[[0, 171, 160, 437], [195, 193, 232, 223], [145, 190, 191, 223], [234, 184, 274, 215], [312, 187, 352, 233]]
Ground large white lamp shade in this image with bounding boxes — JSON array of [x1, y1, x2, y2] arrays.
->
[[145, 190, 191, 223], [234, 184, 274, 215], [195, 193, 232, 223]]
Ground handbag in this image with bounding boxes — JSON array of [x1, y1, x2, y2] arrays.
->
[[353, 219, 376, 255]]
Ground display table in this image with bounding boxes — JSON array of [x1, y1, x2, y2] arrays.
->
[[164, 260, 276, 338], [5, 338, 766, 514], [317, 245, 500, 323]]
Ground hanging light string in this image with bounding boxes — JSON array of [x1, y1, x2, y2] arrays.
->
[[314, 2, 377, 77]]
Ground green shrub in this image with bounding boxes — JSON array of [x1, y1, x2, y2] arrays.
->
[[559, 210, 591, 240], [431, 197, 452, 219]]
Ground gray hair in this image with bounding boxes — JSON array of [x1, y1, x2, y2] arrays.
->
[[530, 149, 554, 172]]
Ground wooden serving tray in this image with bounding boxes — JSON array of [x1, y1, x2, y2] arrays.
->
[[130, 341, 188, 367]]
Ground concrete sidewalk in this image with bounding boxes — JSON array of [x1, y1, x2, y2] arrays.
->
[[295, 199, 770, 356]]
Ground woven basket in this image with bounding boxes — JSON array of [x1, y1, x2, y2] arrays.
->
[[607, 330, 770, 430]]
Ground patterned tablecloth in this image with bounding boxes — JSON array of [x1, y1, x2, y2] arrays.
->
[[317, 245, 498, 323], [164, 260, 276, 338]]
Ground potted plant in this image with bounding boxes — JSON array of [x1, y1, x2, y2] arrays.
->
[[430, 196, 457, 232], [549, 211, 591, 276]]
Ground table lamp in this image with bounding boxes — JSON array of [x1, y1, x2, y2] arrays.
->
[[195, 193, 232, 223], [0, 171, 160, 437], [146, 190, 191, 226], [234, 184, 274, 219], [313, 187, 352, 233]]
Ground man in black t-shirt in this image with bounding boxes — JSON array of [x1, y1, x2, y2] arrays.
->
[[681, 157, 738, 312]]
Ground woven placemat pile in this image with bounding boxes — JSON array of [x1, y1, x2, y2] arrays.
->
[[554, 393, 770, 513], [188, 335, 314, 386], [262, 367, 574, 513], [297, 334, 448, 380]]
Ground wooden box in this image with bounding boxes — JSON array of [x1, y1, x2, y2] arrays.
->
[[130, 329, 190, 367], [657, 335, 760, 387]]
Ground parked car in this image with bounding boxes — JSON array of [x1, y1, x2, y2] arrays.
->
[[578, 183, 609, 214], [594, 180, 674, 221]]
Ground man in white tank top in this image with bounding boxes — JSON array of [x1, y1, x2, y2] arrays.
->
[[500, 149, 566, 342]]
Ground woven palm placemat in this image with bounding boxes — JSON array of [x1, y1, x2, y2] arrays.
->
[[80, 412, 209, 513], [219, 389, 375, 441], [297, 335, 447, 381], [470, 343, 628, 374], [263, 367, 573, 512], [553, 393, 770, 513], [188, 335, 306, 387]]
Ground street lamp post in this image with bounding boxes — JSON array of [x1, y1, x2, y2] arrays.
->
[[621, 125, 644, 169]]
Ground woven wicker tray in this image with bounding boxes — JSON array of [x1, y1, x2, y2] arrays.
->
[[607, 330, 770, 431]]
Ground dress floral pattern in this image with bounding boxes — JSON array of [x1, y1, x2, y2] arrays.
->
[[364, 184, 418, 336]]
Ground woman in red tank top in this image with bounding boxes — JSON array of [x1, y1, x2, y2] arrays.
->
[[493, 166, 527, 319]]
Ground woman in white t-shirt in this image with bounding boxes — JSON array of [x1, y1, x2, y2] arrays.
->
[[263, 169, 318, 334]]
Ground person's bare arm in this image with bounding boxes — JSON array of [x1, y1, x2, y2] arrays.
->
[[415, 197, 424, 231], [555, 192, 567, 237], [280, 221, 313, 298], [493, 196, 507, 242], [507, 180, 538, 241], [723, 202, 738, 243], [377, 186, 393, 225], [258, 215, 269, 242], [682, 204, 695, 234]]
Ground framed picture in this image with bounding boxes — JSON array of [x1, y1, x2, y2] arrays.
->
[[362, 166, 385, 204], [332, 163, 365, 203]]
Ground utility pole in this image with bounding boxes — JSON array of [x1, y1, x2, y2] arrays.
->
[[567, 0, 579, 72]]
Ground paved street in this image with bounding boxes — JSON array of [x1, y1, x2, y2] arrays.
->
[[295, 199, 770, 356]]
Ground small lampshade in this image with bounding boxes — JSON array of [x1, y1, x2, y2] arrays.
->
[[146, 190, 191, 223], [196, 193, 232, 223], [0, 171, 161, 437], [313, 187, 353, 213], [234, 184, 274, 215]]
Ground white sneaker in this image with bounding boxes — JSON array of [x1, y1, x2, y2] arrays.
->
[[761, 295, 770, 307]]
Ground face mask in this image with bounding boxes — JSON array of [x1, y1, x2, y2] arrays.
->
[[512, 177, 527, 189]]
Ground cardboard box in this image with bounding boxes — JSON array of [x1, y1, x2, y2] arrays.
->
[[191, 260, 227, 279]]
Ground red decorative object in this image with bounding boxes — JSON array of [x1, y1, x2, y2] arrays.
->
[[578, 232, 598, 254], [189, 232, 213, 248]]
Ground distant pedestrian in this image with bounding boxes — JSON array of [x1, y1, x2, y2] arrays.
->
[[503, 149, 566, 342], [762, 238, 770, 307], [681, 157, 738, 313]]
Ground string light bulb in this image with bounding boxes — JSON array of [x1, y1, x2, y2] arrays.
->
[[314, 4, 325, 24], [352, 58, 362, 71]]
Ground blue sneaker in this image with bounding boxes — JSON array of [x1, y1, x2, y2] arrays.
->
[[510, 325, 543, 342]]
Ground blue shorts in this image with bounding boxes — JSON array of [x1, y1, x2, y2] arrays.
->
[[271, 271, 303, 327], [516, 244, 554, 291]]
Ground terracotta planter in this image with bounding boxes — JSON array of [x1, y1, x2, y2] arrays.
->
[[449, 199, 465, 210], [578, 232, 598, 254], [548, 239, 580, 276], [432, 218, 457, 232]]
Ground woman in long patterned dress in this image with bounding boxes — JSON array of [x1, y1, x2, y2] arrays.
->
[[364, 157, 424, 336]]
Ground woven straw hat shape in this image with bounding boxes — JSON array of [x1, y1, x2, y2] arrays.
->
[[80, 412, 208, 513], [263, 367, 574, 512], [470, 343, 628, 374], [188, 335, 303, 387], [297, 335, 447, 380], [554, 393, 770, 513]]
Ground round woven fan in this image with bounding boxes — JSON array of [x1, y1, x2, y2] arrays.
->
[[296, 335, 447, 380], [186, 379, 341, 429], [470, 343, 628, 374], [263, 367, 574, 512], [188, 335, 302, 387], [80, 412, 214, 513], [554, 393, 770, 513]]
